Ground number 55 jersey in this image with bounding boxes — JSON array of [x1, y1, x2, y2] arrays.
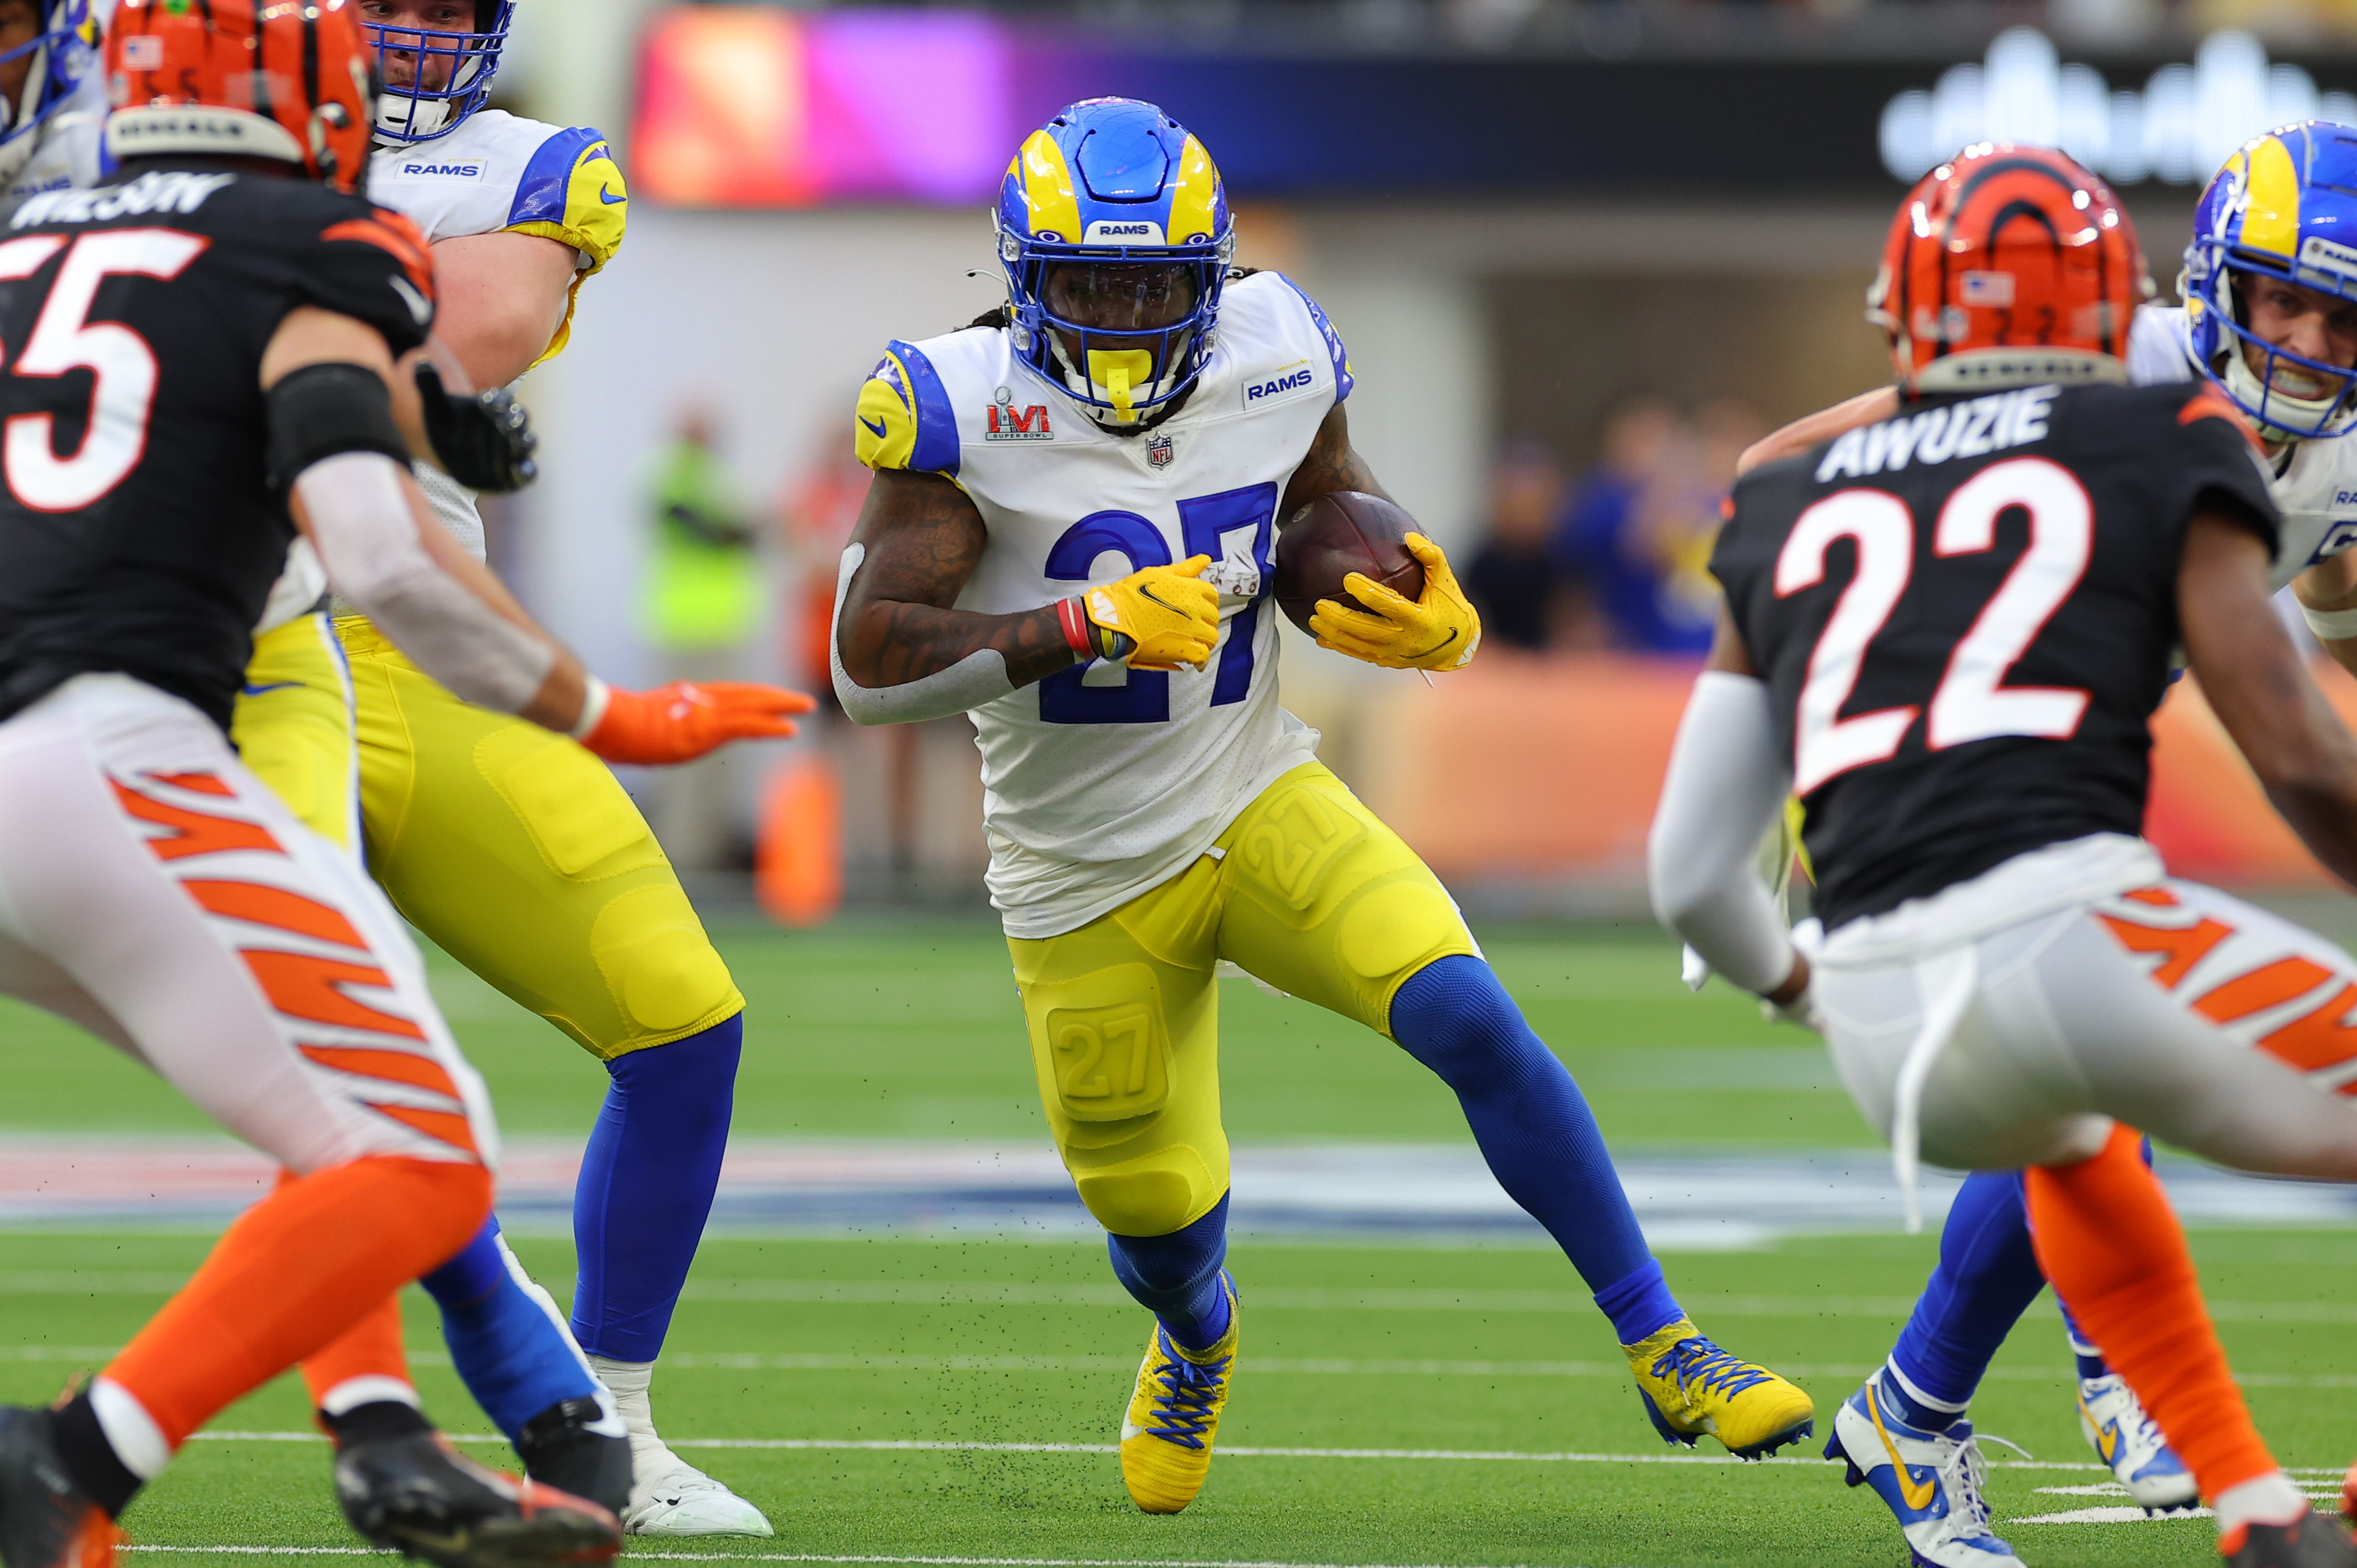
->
[[854, 270, 1350, 938], [1711, 380, 2279, 934]]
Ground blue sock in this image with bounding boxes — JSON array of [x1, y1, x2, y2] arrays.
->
[[569, 1014, 741, 1363], [1389, 955, 1674, 1343], [1108, 1193, 1232, 1353], [1888, 1170, 2048, 1415], [420, 1217, 599, 1443]]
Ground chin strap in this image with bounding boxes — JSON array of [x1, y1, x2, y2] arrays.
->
[[2221, 350, 2343, 442]]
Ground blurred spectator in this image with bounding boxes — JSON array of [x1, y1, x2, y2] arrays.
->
[[643, 407, 762, 868], [1553, 394, 1762, 655], [774, 428, 871, 702], [1460, 440, 1603, 650]]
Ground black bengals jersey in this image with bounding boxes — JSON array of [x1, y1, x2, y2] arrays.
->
[[1711, 380, 2279, 933], [0, 161, 434, 730]]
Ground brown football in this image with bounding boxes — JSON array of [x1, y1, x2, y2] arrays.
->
[[1274, 491, 1426, 636]]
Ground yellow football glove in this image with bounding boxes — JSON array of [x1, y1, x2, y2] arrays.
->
[[1307, 533, 1482, 671], [1056, 554, 1221, 671]]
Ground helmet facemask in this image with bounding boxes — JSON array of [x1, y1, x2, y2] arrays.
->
[[366, 0, 510, 146], [2209, 267, 2357, 440], [0, 1, 91, 184], [1030, 258, 1206, 429]]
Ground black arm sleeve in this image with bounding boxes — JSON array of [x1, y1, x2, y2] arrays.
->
[[263, 362, 411, 494]]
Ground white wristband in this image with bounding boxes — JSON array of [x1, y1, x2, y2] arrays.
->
[[569, 675, 611, 740], [2304, 602, 2357, 642]]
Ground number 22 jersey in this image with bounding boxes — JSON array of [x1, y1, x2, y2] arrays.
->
[[854, 271, 1349, 938], [1712, 380, 2278, 934]]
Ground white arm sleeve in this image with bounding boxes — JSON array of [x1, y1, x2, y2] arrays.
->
[[1647, 670, 1798, 995], [828, 542, 1018, 726], [296, 452, 555, 715]]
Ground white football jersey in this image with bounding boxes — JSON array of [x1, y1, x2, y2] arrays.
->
[[5, 65, 104, 204], [367, 112, 627, 560], [856, 272, 1354, 937], [2127, 302, 2357, 589]]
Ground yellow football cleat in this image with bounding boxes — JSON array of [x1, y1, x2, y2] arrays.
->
[[1118, 1276, 1239, 1514], [1622, 1318, 1815, 1459]]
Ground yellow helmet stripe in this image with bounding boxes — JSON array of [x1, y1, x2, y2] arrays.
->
[[1017, 130, 1083, 243], [2239, 133, 2302, 260], [1165, 135, 1220, 245]]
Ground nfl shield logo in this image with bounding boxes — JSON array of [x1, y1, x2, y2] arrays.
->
[[1147, 434, 1175, 469]]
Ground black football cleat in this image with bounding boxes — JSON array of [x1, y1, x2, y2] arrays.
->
[[2223, 1512, 2357, 1568], [514, 1398, 631, 1519], [334, 1430, 620, 1568], [0, 1409, 121, 1568]]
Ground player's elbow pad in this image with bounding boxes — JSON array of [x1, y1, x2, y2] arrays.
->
[[1647, 671, 1796, 994], [296, 451, 555, 714], [828, 543, 1016, 725], [265, 361, 414, 490]]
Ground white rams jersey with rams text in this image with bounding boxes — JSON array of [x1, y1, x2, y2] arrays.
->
[[856, 272, 1353, 938], [367, 111, 628, 561], [2127, 301, 2357, 590]]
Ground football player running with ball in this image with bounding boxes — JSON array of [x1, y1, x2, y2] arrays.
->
[[1725, 122, 2357, 1567], [1656, 142, 2357, 1568], [833, 96, 1815, 1515]]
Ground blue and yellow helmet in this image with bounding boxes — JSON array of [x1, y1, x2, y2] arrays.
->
[[994, 98, 1234, 427], [367, 0, 515, 146], [0, 0, 99, 186], [2185, 120, 2357, 439]]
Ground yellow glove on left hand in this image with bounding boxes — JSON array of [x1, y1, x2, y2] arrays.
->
[[1306, 533, 1482, 671]]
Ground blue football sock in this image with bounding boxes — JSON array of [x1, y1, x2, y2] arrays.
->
[[1108, 1193, 1233, 1354], [420, 1217, 600, 1443], [569, 1014, 741, 1363], [1888, 1169, 2048, 1413], [1389, 955, 1674, 1343]]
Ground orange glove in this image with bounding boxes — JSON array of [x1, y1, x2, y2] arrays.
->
[[575, 679, 818, 765]]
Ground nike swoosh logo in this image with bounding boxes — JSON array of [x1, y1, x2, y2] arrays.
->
[[240, 681, 302, 696], [1139, 585, 1193, 617], [2092, 1417, 2121, 1467], [860, 415, 888, 439], [599, 185, 627, 205], [1867, 1389, 1940, 1512]]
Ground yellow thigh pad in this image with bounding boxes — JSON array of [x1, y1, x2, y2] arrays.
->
[[1009, 857, 1228, 1237], [1213, 762, 1478, 1036], [231, 614, 359, 851], [337, 616, 743, 1060]]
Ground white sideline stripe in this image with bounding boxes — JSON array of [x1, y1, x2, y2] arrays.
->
[[194, 1430, 2357, 1479], [124, 1553, 1601, 1568]]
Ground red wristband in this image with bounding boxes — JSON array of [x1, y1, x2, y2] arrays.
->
[[1056, 595, 1097, 658]]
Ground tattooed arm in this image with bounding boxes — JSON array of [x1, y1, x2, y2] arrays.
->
[[832, 468, 1076, 723], [1280, 402, 1389, 523]]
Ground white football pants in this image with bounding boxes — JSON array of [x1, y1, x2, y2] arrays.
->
[[0, 674, 496, 1174], [1817, 877, 2357, 1178]]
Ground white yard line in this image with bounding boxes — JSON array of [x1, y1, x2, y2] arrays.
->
[[127, 1553, 1605, 1568]]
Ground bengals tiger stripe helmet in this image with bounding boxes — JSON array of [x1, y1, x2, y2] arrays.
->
[[104, 0, 375, 193], [1867, 142, 2152, 393]]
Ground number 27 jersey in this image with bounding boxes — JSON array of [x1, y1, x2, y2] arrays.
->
[[855, 272, 1348, 938], [1711, 380, 2278, 933]]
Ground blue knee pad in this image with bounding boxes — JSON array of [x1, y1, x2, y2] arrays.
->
[[1109, 1193, 1232, 1352], [421, 1217, 599, 1443], [570, 1014, 741, 1363], [1389, 955, 1675, 1343]]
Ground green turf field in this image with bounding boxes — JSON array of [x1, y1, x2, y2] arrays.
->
[[3, 917, 2354, 1567]]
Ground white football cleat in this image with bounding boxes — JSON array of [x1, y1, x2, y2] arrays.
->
[[2078, 1372, 2199, 1514], [586, 1355, 774, 1538], [621, 1450, 775, 1537], [1824, 1373, 2025, 1568]]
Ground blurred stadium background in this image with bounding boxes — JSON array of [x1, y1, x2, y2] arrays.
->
[[488, 0, 2357, 918]]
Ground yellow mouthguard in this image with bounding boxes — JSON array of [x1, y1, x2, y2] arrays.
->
[[1088, 348, 1154, 423]]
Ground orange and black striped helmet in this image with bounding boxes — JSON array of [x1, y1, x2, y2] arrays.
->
[[1867, 143, 2151, 393], [104, 0, 374, 193]]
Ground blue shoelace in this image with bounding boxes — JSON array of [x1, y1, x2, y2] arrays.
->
[[1142, 1337, 1230, 1448], [1650, 1336, 1772, 1400]]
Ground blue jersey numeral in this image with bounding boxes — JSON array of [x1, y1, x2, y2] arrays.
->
[[1037, 483, 1280, 725]]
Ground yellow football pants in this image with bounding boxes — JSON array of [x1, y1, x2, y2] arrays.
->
[[1010, 761, 1479, 1238], [232, 614, 361, 852], [228, 614, 742, 1061]]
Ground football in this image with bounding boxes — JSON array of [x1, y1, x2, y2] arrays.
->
[[1273, 491, 1427, 636]]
